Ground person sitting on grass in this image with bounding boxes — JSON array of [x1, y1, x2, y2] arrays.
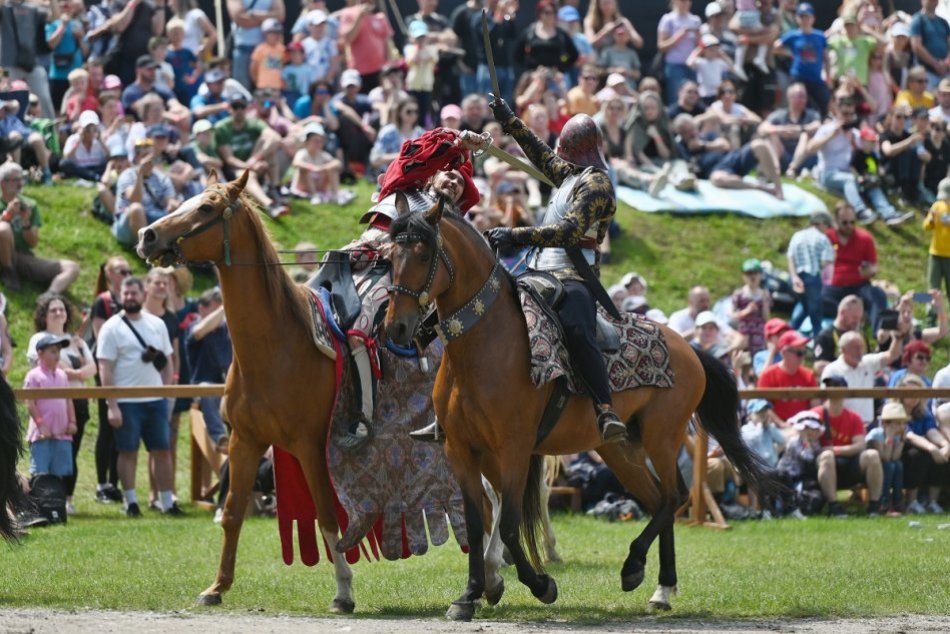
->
[[24, 335, 77, 481], [866, 401, 909, 517]]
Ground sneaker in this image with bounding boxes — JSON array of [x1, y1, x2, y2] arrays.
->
[[162, 502, 185, 517], [213, 507, 224, 525], [827, 501, 848, 518], [883, 211, 914, 226], [856, 209, 877, 225], [65, 501, 76, 515], [926, 500, 945, 514], [907, 500, 927, 514], [125, 502, 142, 518]]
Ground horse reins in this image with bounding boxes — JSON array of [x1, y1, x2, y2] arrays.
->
[[388, 227, 455, 312]]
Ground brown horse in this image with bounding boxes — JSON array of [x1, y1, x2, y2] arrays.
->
[[385, 196, 775, 620], [136, 171, 357, 612]]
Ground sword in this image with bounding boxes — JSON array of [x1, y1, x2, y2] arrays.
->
[[484, 143, 555, 188], [481, 9, 501, 101]]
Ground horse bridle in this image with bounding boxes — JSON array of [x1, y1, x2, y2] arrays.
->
[[388, 226, 455, 312], [170, 186, 237, 267]]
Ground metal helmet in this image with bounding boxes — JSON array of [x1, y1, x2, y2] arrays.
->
[[554, 114, 608, 171]]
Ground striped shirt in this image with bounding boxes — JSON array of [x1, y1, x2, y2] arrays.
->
[[787, 226, 834, 276]]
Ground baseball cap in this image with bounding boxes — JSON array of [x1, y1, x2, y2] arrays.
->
[[35, 334, 71, 351], [695, 310, 719, 329], [557, 6, 580, 22], [408, 19, 429, 39], [205, 69, 226, 83], [764, 318, 790, 338], [701, 33, 720, 48], [307, 9, 328, 26], [778, 330, 809, 350], [136, 55, 158, 69], [303, 121, 326, 138], [796, 3, 815, 16], [78, 110, 100, 128], [741, 257, 762, 273], [889, 22, 909, 38], [440, 104, 462, 120], [192, 119, 213, 135], [705, 2, 723, 18], [341, 68, 362, 88], [262, 18, 283, 33]]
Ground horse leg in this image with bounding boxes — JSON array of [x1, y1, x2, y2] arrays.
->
[[481, 477, 506, 606], [445, 466, 488, 622], [197, 431, 266, 606]]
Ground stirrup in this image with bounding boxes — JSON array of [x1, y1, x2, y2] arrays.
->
[[597, 410, 627, 445], [339, 418, 371, 450], [409, 419, 445, 443]]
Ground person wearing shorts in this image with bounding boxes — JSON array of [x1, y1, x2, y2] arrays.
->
[[96, 276, 180, 517]]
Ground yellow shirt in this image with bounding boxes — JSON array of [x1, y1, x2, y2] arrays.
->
[[894, 90, 936, 110], [924, 200, 950, 256]]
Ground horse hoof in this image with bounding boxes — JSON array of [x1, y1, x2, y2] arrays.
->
[[329, 598, 355, 614], [446, 601, 475, 621], [621, 570, 645, 592], [536, 575, 558, 604], [648, 599, 672, 612], [195, 593, 222, 607], [484, 579, 505, 606]]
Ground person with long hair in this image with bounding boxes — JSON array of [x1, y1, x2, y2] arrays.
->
[[26, 294, 96, 515]]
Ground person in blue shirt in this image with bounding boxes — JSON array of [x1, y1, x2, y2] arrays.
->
[[773, 3, 830, 116]]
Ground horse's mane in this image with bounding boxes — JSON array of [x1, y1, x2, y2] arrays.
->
[[236, 194, 313, 332]]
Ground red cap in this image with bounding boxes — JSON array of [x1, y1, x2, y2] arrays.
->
[[778, 330, 810, 350], [764, 318, 791, 338]]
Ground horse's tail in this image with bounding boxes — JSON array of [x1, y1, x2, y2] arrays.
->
[[0, 379, 25, 542], [521, 454, 546, 574], [694, 348, 780, 498]]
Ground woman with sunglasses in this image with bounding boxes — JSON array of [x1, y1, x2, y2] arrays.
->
[[26, 294, 97, 515]]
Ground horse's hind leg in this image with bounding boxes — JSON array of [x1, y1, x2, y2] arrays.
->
[[197, 430, 266, 606]]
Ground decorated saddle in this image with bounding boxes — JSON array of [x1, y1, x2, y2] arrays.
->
[[272, 290, 467, 567], [518, 287, 675, 394]]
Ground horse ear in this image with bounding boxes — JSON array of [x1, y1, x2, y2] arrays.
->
[[424, 195, 445, 226], [206, 169, 219, 185], [394, 192, 410, 217], [227, 170, 250, 200]]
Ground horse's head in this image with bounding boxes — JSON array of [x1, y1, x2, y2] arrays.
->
[[137, 170, 249, 267], [385, 192, 454, 346]]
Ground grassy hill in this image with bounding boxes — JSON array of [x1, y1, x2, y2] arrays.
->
[[3, 179, 935, 386]]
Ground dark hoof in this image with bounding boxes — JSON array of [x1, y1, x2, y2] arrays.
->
[[329, 598, 355, 614], [535, 575, 558, 604], [484, 579, 505, 606], [621, 570, 645, 592], [195, 593, 222, 607], [446, 600, 475, 621]]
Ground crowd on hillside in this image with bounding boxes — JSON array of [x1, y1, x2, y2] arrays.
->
[[2, 0, 950, 522]]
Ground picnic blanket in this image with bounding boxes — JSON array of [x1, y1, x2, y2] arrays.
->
[[617, 180, 826, 218]]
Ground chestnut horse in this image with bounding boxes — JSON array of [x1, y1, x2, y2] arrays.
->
[[1, 378, 24, 542], [385, 197, 775, 620], [136, 171, 357, 612]]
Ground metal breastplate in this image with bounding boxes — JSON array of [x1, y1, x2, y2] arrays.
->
[[530, 173, 597, 272]]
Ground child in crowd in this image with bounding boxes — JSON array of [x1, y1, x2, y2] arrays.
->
[[730, 258, 770, 355], [558, 6, 592, 88], [404, 20, 437, 129], [924, 178, 950, 298], [776, 410, 824, 518], [850, 126, 910, 225], [865, 401, 908, 516], [149, 36, 176, 94], [732, 0, 770, 80], [687, 34, 735, 104], [61, 68, 99, 123], [598, 24, 641, 90], [251, 19, 286, 92], [165, 18, 203, 105], [24, 335, 77, 479], [290, 122, 355, 205], [282, 41, 315, 106]]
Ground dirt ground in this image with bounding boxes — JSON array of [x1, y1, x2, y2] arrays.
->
[[1, 610, 949, 633]]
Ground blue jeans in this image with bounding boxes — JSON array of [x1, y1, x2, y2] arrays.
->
[[663, 63, 696, 106], [30, 438, 73, 477], [820, 169, 867, 214], [881, 460, 904, 508], [790, 271, 824, 337], [115, 400, 170, 452], [199, 394, 227, 444], [476, 64, 514, 105], [232, 45, 256, 90]]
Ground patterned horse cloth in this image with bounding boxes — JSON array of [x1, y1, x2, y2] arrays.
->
[[519, 290, 675, 393], [328, 339, 468, 560]]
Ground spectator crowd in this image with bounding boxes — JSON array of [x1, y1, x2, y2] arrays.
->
[[1, 0, 950, 521]]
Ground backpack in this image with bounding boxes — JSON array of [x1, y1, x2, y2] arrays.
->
[[28, 474, 67, 525]]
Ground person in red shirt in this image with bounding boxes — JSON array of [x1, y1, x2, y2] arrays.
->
[[813, 375, 884, 517], [821, 201, 889, 331], [757, 330, 818, 421]]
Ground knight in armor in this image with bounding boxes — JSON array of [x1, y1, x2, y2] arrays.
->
[[338, 128, 481, 445], [483, 99, 628, 445]]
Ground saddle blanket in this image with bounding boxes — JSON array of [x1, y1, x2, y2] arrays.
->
[[519, 290, 675, 393]]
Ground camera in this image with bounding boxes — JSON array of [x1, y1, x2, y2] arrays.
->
[[141, 346, 168, 371]]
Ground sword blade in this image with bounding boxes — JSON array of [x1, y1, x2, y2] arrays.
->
[[484, 144, 555, 188], [481, 9, 502, 100]]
